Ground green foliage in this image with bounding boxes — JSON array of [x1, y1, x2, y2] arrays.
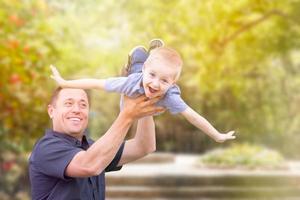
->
[[1, 0, 297, 155], [200, 143, 285, 169], [1, 0, 300, 197], [0, 0, 58, 151], [0, 0, 299, 149], [0, 1, 55, 197], [122, 0, 300, 156], [0, 150, 29, 199]]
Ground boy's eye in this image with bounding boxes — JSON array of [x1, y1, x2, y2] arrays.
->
[[149, 72, 155, 77], [162, 79, 169, 84]]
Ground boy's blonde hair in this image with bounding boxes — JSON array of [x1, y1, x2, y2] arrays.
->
[[145, 47, 183, 81]]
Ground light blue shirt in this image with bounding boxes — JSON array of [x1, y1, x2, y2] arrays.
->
[[104, 73, 188, 114]]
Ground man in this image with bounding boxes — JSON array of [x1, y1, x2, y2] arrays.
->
[[29, 87, 164, 200]]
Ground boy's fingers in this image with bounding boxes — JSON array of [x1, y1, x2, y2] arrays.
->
[[50, 65, 56, 71], [50, 65, 59, 75], [50, 64, 57, 69], [230, 134, 236, 138], [228, 131, 235, 135], [230, 136, 236, 140]]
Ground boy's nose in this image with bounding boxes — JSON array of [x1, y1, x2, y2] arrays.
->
[[152, 79, 160, 89]]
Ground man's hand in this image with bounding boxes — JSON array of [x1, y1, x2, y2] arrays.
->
[[50, 65, 66, 86], [215, 131, 236, 143], [122, 95, 165, 120]]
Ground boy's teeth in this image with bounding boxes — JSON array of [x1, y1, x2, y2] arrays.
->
[[149, 87, 156, 93]]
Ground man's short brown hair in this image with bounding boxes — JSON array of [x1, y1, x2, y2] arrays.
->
[[49, 87, 91, 106]]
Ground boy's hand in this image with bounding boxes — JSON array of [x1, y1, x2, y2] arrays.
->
[[215, 131, 236, 143], [50, 65, 66, 86]]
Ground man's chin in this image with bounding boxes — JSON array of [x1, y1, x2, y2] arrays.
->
[[67, 128, 85, 137]]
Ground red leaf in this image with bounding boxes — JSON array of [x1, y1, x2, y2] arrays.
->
[[9, 74, 22, 84]]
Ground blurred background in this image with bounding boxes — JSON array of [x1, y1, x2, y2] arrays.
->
[[1, 0, 300, 199]]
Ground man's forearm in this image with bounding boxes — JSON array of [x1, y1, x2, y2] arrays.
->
[[67, 95, 164, 177], [81, 112, 133, 174], [117, 116, 156, 166], [136, 116, 156, 153]]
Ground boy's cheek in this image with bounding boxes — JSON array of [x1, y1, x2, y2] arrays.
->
[[162, 86, 171, 93]]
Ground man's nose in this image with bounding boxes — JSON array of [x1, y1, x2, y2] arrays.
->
[[71, 103, 81, 112]]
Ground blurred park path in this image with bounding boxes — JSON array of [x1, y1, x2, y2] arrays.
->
[[106, 153, 300, 200]]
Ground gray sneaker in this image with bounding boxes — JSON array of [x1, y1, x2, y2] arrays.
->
[[122, 45, 148, 76], [122, 39, 164, 76], [148, 38, 164, 53]]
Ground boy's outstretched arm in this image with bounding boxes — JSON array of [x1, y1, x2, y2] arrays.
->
[[181, 107, 236, 143], [50, 65, 106, 90]]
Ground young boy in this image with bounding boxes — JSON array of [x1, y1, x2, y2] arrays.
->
[[50, 40, 235, 143]]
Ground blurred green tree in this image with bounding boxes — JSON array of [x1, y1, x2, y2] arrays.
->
[[121, 0, 300, 156], [0, 0, 56, 197], [0, 0, 54, 152], [1, 0, 300, 159]]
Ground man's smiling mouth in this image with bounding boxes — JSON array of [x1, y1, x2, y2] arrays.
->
[[68, 117, 81, 122]]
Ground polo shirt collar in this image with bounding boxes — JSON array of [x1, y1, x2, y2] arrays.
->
[[45, 129, 89, 148]]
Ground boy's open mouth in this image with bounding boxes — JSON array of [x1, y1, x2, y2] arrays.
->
[[148, 87, 158, 94]]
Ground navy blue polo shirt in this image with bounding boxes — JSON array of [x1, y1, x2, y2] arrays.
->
[[29, 129, 124, 200]]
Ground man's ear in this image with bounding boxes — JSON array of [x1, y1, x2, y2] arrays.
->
[[48, 104, 54, 119]]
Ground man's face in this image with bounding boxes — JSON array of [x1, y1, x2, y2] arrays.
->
[[142, 59, 179, 99], [48, 88, 89, 138]]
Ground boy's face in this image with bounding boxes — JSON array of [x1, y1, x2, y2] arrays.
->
[[142, 59, 179, 99]]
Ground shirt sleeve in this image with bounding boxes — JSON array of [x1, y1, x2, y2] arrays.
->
[[33, 137, 81, 180], [160, 85, 188, 114], [105, 142, 125, 172], [104, 77, 129, 93], [104, 73, 144, 96]]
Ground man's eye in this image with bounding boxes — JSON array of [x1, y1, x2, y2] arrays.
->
[[65, 102, 72, 106], [80, 103, 87, 108]]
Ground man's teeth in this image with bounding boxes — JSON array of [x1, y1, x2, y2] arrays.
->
[[69, 118, 80, 121]]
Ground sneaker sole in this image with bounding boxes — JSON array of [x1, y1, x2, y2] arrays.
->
[[149, 38, 164, 52]]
